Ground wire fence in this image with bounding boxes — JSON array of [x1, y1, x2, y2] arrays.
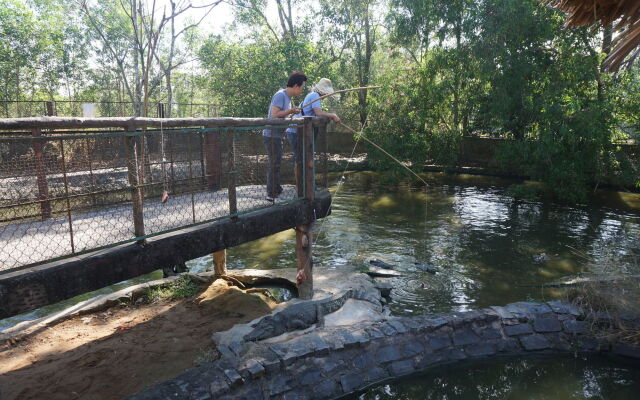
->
[[0, 101, 222, 118], [0, 118, 329, 272]]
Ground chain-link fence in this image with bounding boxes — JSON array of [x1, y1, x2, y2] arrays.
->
[[0, 118, 328, 272], [0, 101, 222, 118]]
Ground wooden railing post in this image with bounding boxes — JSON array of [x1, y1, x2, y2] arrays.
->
[[320, 120, 329, 188], [125, 128, 145, 242], [32, 128, 51, 220], [295, 117, 315, 299], [295, 126, 303, 198], [227, 130, 238, 216]]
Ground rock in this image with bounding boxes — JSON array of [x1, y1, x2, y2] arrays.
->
[[369, 259, 395, 269], [374, 281, 393, 297], [414, 263, 439, 273]]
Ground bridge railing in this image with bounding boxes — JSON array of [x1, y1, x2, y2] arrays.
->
[[0, 117, 328, 273]]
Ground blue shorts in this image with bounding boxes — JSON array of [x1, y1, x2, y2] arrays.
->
[[286, 130, 300, 162]]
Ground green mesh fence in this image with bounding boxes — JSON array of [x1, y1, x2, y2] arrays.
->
[[0, 121, 328, 272]]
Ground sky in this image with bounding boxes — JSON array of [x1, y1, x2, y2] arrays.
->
[[176, 1, 281, 37]]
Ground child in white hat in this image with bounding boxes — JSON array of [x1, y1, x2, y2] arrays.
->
[[286, 78, 341, 164]]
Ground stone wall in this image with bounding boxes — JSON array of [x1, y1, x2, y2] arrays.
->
[[128, 301, 640, 400]]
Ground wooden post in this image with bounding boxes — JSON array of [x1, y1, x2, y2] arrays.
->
[[295, 117, 315, 299], [295, 126, 303, 198], [204, 131, 222, 190], [213, 249, 227, 276], [59, 139, 75, 253], [32, 128, 51, 220], [320, 120, 328, 188], [227, 131, 238, 216], [125, 130, 145, 241]]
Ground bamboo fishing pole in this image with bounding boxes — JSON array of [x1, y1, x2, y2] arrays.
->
[[299, 85, 382, 110]]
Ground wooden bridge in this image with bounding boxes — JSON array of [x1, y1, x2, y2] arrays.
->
[[0, 116, 332, 319]]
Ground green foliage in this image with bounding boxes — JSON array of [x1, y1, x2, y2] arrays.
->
[[505, 184, 543, 201], [1, 0, 638, 203], [0, 0, 90, 109], [143, 276, 201, 303], [496, 105, 616, 203]]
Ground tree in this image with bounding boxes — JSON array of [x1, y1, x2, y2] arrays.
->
[[318, 0, 381, 125], [78, 0, 219, 116]]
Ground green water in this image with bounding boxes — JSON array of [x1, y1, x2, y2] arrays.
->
[[190, 171, 640, 315], [350, 355, 640, 400]]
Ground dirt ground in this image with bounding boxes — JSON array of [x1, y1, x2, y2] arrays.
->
[[0, 280, 276, 400]]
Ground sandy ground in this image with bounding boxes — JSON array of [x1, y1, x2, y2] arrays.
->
[[0, 280, 276, 400]]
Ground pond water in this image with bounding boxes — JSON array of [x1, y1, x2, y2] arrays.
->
[[191, 171, 640, 399], [190, 171, 640, 316], [2, 171, 639, 398], [349, 355, 640, 400]]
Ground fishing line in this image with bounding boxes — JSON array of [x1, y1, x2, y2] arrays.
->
[[311, 121, 365, 248], [312, 120, 429, 246], [301, 84, 431, 276]]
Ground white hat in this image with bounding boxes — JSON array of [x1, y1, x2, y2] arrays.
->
[[313, 78, 335, 96]]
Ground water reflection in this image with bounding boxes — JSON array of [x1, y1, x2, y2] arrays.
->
[[352, 356, 640, 400], [189, 172, 640, 316], [4, 171, 637, 331]]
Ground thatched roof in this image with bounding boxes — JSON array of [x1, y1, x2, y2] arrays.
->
[[544, 0, 640, 71]]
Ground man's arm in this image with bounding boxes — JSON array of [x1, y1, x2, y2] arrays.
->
[[312, 107, 341, 124], [271, 105, 301, 118]]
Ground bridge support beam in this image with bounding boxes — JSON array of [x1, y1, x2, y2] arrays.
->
[[295, 117, 315, 300], [213, 250, 227, 276]]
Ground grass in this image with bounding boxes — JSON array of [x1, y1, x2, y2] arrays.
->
[[143, 275, 201, 303], [567, 278, 640, 345], [194, 347, 218, 366]]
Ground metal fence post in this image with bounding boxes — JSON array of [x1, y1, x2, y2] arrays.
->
[[295, 117, 315, 299], [125, 128, 145, 241]]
